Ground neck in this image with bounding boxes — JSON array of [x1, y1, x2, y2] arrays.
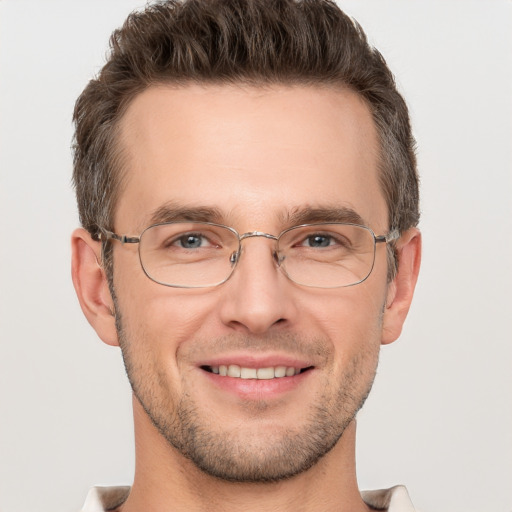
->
[[119, 397, 371, 512]]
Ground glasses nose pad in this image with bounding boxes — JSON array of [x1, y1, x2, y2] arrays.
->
[[273, 251, 285, 267], [229, 251, 239, 266]]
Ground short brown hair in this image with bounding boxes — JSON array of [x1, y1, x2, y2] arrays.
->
[[73, 0, 419, 278]]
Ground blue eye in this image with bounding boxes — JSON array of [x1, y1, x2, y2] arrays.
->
[[176, 234, 206, 249], [305, 235, 332, 248]]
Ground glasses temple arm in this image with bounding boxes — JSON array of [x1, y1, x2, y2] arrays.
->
[[99, 230, 140, 244], [375, 228, 400, 244]]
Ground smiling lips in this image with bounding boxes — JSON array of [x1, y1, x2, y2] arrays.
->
[[203, 365, 311, 379]]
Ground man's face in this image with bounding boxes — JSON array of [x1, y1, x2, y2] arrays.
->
[[111, 84, 390, 481]]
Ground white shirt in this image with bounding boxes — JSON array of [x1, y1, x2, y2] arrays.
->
[[81, 485, 418, 511]]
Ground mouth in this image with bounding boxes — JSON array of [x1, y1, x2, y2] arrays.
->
[[200, 364, 314, 380]]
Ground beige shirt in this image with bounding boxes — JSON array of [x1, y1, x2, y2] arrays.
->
[[81, 485, 418, 511]]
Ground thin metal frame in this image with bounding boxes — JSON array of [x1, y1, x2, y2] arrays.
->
[[99, 222, 400, 289]]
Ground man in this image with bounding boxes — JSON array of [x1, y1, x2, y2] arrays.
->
[[71, 0, 421, 510]]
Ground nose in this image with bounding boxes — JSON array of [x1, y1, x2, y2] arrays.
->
[[218, 236, 298, 334]]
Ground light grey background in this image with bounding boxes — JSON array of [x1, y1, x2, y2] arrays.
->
[[1, 1, 511, 511]]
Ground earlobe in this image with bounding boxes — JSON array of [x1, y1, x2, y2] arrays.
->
[[71, 228, 119, 347], [381, 228, 422, 345]]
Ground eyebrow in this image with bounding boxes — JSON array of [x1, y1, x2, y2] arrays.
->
[[281, 206, 366, 227], [143, 202, 366, 231], [146, 202, 225, 226]]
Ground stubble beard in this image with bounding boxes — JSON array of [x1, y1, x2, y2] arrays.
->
[[114, 308, 380, 483]]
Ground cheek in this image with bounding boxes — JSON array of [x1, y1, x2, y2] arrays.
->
[[114, 263, 220, 357], [113, 289, 213, 403], [301, 283, 385, 337], [298, 284, 386, 367]]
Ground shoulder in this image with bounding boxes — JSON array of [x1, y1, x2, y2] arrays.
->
[[361, 485, 418, 512], [80, 486, 131, 512]]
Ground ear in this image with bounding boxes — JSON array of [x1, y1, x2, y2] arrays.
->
[[71, 228, 119, 347], [381, 227, 421, 345]]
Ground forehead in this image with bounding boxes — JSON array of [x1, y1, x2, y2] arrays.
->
[[115, 84, 386, 232]]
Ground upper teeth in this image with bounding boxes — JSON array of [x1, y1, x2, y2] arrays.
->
[[210, 365, 300, 379]]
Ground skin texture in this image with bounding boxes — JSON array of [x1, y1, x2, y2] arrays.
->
[[72, 84, 421, 512]]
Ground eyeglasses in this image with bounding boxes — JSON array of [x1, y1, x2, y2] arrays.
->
[[100, 222, 399, 289]]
